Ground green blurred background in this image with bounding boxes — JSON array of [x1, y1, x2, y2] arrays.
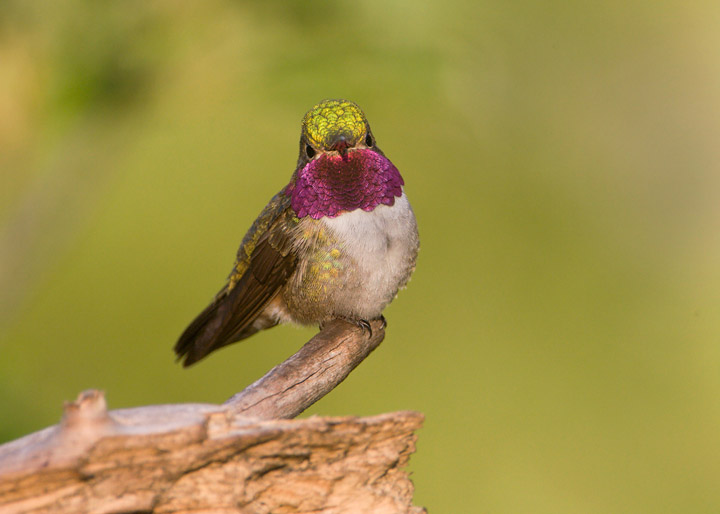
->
[[2, 0, 720, 512]]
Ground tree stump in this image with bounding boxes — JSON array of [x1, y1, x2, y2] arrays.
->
[[0, 320, 426, 513]]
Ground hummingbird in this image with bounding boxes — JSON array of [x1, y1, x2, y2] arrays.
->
[[174, 99, 419, 367]]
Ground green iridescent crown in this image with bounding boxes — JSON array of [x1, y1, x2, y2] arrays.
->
[[302, 99, 367, 150]]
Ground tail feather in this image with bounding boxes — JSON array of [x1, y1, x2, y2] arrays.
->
[[174, 296, 231, 367]]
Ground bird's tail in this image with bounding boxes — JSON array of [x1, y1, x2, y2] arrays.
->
[[173, 296, 259, 367]]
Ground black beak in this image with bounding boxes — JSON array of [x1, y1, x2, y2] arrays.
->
[[330, 135, 350, 157]]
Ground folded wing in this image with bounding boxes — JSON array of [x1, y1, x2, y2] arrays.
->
[[174, 192, 298, 367]]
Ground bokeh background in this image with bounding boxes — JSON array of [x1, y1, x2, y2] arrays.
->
[[2, 1, 720, 512]]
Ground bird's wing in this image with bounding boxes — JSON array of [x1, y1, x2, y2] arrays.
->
[[174, 191, 299, 366]]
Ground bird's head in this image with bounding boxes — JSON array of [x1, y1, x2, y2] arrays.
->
[[288, 99, 403, 219], [299, 99, 376, 162]]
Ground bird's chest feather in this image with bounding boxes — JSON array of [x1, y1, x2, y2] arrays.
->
[[285, 192, 417, 321], [322, 192, 416, 284]]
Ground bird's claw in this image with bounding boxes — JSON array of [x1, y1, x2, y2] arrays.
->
[[357, 319, 372, 336], [353, 316, 387, 337], [327, 316, 387, 337]]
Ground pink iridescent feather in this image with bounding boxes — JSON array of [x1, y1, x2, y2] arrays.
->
[[286, 149, 404, 219]]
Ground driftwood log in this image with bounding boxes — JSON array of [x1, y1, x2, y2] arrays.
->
[[0, 319, 425, 513]]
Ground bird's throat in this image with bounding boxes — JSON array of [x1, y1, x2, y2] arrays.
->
[[287, 149, 404, 219]]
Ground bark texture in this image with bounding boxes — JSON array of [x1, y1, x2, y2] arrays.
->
[[0, 320, 425, 513]]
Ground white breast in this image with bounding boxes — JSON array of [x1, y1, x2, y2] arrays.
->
[[322, 191, 418, 318]]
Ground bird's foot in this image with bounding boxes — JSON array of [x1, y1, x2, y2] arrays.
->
[[356, 319, 373, 336], [324, 315, 386, 337]]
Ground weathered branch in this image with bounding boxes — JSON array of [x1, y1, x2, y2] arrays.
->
[[0, 320, 425, 513], [226, 318, 386, 418]]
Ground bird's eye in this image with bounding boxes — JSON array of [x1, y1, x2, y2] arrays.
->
[[365, 133, 373, 147], [305, 144, 316, 158]]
